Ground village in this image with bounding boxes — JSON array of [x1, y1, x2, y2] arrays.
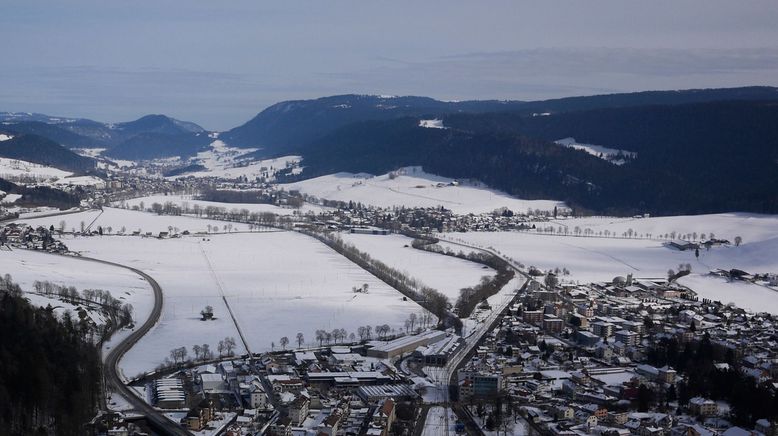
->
[[84, 257, 778, 436]]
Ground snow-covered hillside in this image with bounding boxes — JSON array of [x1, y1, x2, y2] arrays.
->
[[283, 166, 565, 215], [419, 119, 446, 129], [443, 212, 778, 313], [555, 137, 636, 165], [0, 157, 73, 181], [0, 248, 156, 362], [162, 139, 300, 180]]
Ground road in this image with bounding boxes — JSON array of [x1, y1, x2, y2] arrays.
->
[[66, 253, 192, 436], [425, 236, 539, 435]]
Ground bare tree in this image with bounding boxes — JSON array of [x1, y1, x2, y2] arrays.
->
[[280, 336, 289, 350], [296, 332, 304, 348], [735, 236, 742, 246], [224, 337, 237, 356], [193, 344, 202, 360]]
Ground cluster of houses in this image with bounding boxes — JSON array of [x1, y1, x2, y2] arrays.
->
[[0, 223, 67, 252], [452, 272, 778, 436], [136, 339, 442, 436]]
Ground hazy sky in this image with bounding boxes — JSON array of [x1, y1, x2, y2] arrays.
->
[[2, 1, 778, 130]]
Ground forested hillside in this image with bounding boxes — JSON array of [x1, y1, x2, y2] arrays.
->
[[292, 100, 778, 215], [0, 277, 101, 436], [0, 178, 82, 210], [0, 134, 97, 174]]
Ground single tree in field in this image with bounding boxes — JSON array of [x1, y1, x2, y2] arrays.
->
[[296, 332, 304, 348], [734, 236, 742, 246], [200, 305, 214, 320], [280, 336, 289, 350], [202, 343, 211, 359], [224, 337, 237, 356], [193, 344, 202, 360], [59, 220, 66, 232], [80, 221, 86, 233]]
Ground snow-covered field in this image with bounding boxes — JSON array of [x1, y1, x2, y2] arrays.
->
[[117, 194, 328, 216], [339, 232, 495, 301], [541, 212, 778, 245], [19, 207, 252, 234], [64, 231, 427, 376], [443, 212, 778, 313], [554, 137, 636, 165], [283, 166, 565, 215], [1, 193, 22, 204], [53, 175, 105, 187]]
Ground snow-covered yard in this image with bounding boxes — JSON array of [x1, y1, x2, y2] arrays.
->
[[283, 166, 564, 215]]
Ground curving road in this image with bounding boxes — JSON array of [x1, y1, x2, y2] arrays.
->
[[69, 254, 192, 436]]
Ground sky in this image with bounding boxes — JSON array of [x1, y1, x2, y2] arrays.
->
[[1, 1, 778, 130]]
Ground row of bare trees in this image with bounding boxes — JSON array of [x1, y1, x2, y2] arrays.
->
[[159, 336, 238, 371], [304, 230, 451, 325]]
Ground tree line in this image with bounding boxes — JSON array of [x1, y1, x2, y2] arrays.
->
[[301, 228, 459, 331], [30, 279, 134, 343], [411, 238, 516, 317]]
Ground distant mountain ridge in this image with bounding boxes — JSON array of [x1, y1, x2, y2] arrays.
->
[[225, 87, 778, 158], [0, 112, 210, 160], [223, 94, 527, 155]]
